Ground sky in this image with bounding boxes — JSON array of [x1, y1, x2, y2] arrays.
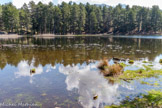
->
[[0, 0, 162, 9]]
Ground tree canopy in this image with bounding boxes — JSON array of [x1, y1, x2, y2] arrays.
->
[[0, 2, 162, 35]]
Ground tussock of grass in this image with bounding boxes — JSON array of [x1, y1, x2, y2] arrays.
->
[[98, 59, 123, 76]]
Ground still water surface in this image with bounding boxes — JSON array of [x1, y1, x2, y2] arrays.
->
[[0, 36, 162, 108]]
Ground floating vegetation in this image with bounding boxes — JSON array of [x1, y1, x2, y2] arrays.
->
[[119, 69, 162, 81], [98, 59, 123, 76], [104, 90, 162, 108], [119, 63, 127, 68], [101, 58, 162, 82], [93, 95, 98, 100], [159, 59, 162, 63], [140, 81, 160, 86], [30, 68, 36, 75], [128, 60, 134, 64], [142, 61, 148, 63]]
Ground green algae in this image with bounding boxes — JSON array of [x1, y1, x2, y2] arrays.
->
[[140, 81, 151, 85], [142, 61, 148, 63], [128, 60, 134, 64], [119, 63, 127, 68], [160, 59, 162, 63], [140, 81, 160, 86], [105, 90, 162, 108], [119, 68, 162, 81]]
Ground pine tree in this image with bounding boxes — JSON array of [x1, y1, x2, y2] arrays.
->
[[2, 3, 19, 33], [0, 5, 3, 31]]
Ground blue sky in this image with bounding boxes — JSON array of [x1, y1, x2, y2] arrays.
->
[[1, 0, 162, 9], [0, 0, 12, 4]]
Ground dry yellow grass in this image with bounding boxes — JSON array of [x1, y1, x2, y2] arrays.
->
[[98, 59, 123, 76]]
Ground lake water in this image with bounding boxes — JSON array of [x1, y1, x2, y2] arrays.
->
[[0, 36, 162, 108]]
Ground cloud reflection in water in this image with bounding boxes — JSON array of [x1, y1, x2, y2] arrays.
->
[[15, 60, 43, 83], [59, 63, 120, 108]]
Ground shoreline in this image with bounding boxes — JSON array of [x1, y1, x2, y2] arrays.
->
[[0, 33, 162, 39], [0, 34, 23, 39]]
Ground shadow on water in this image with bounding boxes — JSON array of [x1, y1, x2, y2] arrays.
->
[[0, 36, 162, 108]]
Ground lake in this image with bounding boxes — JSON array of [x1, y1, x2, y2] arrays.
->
[[0, 36, 162, 108]]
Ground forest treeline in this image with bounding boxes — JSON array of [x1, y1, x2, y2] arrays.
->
[[0, 1, 162, 35]]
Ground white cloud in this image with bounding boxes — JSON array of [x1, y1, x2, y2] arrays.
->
[[12, 0, 53, 8], [58, 0, 162, 9]]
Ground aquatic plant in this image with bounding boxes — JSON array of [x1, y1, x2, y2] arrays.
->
[[98, 59, 109, 71], [30, 68, 36, 75], [140, 81, 160, 86], [105, 90, 162, 108], [159, 59, 162, 63], [93, 95, 98, 100], [142, 61, 148, 63], [128, 60, 134, 64], [119, 68, 162, 80], [119, 63, 127, 68], [98, 59, 123, 76]]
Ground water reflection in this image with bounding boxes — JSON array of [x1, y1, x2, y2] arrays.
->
[[58, 62, 162, 108], [0, 58, 161, 108], [15, 59, 43, 83], [154, 54, 162, 62], [59, 63, 119, 108], [0, 36, 162, 108], [0, 36, 162, 69]]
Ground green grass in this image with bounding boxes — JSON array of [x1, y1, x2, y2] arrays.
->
[[105, 90, 162, 108], [119, 68, 162, 81]]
